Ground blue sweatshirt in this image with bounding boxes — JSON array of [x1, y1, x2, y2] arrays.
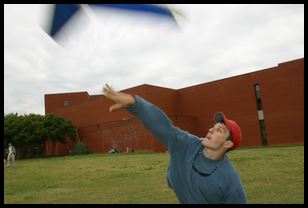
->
[[127, 96, 247, 204]]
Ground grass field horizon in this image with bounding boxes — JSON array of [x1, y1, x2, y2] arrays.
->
[[4, 145, 304, 204]]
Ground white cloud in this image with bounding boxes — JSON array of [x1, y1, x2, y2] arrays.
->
[[4, 4, 304, 115]]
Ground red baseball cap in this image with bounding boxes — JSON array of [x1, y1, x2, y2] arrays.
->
[[214, 112, 242, 150]]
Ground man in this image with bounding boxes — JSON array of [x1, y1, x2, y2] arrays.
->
[[4, 148, 8, 164], [103, 84, 247, 204], [7, 143, 16, 168]]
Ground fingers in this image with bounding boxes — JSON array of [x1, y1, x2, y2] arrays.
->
[[103, 84, 134, 112], [102, 85, 109, 96], [104, 84, 116, 94], [103, 84, 117, 99], [106, 84, 115, 92], [103, 84, 124, 112], [102, 84, 111, 94]]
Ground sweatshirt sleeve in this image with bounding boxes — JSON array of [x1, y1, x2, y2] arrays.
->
[[126, 95, 199, 150], [223, 176, 248, 204]]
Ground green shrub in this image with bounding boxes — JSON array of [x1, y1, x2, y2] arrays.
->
[[71, 141, 92, 155]]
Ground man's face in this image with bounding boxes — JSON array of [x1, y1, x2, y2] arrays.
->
[[201, 122, 231, 150]]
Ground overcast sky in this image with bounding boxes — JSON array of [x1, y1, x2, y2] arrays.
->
[[4, 4, 304, 115]]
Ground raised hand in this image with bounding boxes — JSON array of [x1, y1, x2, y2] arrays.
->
[[102, 84, 136, 112]]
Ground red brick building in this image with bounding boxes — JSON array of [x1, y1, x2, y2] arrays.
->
[[44, 58, 304, 156]]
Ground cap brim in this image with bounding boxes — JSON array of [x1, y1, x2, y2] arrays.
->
[[214, 112, 225, 123], [214, 112, 233, 140]]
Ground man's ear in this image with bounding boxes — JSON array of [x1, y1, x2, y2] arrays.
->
[[224, 140, 234, 149]]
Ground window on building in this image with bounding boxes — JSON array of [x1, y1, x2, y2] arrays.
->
[[64, 100, 69, 107], [256, 98, 263, 110], [259, 120, 268, 146], [254, 84, 268, 146], [254, 84, 263, 110]]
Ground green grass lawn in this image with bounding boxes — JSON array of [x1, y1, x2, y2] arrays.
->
[[4, 145, 304, 204]]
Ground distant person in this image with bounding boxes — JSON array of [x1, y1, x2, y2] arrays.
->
[[6, 143, 16, 168], [108, 145, 118, 154], [4, 148, 8, 164], [103, 84, 247, 204]]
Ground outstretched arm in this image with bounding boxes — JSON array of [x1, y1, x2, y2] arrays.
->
[[102, 84, 193, 149]]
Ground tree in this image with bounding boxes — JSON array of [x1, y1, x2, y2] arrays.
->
[[4, 113, 19, 146], [4, 113, 78, 158], [44, 114, 78, 155]]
